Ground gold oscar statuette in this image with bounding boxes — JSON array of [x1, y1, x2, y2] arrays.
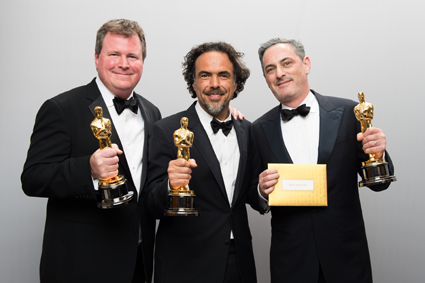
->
[[354, 92, 396, 187], [91, 106, 133, 209], [164, 117, 200, 216]]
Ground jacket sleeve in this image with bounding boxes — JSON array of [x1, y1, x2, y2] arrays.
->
[[21, 99, 96, 200], [144, 122, 176, 219], [246, 124, 267, 214]]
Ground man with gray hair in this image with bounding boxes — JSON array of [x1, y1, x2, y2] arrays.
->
[[22, 19, 161, 283], [251, 38, 394, 283]]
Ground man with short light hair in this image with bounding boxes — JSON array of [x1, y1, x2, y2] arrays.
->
[[252, 38, 395, 283], [22, 19, 161, 283]]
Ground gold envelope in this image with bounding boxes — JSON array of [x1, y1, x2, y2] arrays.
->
[[268, 164, 327, 206]]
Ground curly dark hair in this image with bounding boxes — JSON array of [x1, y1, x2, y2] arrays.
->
[[182, 42, 250, 99]]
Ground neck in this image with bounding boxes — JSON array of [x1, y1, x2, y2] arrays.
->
[[199, 103, 230, 121], [213, 108, 230, 121], [114, 92, 133, 100], [282, 95, 307, 108]]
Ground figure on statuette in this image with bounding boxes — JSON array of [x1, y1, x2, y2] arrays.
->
[[173, 117, 194, 190], [91, 106, 112, 150], [354, 92, 376, 161]]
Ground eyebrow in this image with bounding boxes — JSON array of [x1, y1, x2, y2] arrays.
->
[[197, 70, 232, 77], [264, 57, 291, 70], [218, 70, 231, 76]]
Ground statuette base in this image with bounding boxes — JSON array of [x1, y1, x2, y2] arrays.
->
[[359, 160, 397, 187], [97, 174, 134, 209], [165, 190, 200, 216]]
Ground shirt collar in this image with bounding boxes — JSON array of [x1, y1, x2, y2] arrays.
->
[[195, 101, 232, 136], [95, 78, 134, 107], [281, 91, 317, 113]]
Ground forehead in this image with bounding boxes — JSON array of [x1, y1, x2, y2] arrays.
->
[[262, 43, 298, 65], [102, 32, 142, 53], [195, 51, 234, 74]]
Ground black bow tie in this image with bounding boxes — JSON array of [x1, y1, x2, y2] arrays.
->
[[113, 96, 138, 114], [211, 119, 233, 136], [280, 104, 310, 122]]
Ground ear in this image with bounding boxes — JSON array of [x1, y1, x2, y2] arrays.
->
[[94, 53, 99, 70], [304, 56, 311, 75], [192, 83, 199, 98], [232, 82, 238, 99]]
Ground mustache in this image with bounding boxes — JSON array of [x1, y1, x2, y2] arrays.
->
[[276, 78, 291, 85], [203, 88, 226, 95]]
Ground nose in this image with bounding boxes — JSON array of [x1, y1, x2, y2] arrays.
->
[[118, 56, 129, 69], [210, 75, 219, 87], [276, 65, 285, 78]]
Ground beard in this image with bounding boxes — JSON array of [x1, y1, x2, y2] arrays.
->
[[202, 88, 227, 116], [204, 101, 226, 116]]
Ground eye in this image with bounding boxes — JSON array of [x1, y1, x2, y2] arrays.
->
[[283, 61, 291, 66], [265, 67, 274, 73]]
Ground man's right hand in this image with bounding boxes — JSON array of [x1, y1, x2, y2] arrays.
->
[[90, 144, 123, 180], [168, 159, 197, 190], [259, 169, 280, 199]]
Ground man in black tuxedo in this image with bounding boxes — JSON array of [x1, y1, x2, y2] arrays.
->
[[145, 42, 262, 283], [21, 19, 161, 283], [251, 38, 394, 283]]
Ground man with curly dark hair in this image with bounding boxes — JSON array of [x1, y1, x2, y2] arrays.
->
[[182, 41, 250, 99], [145, 42, 262, 283]]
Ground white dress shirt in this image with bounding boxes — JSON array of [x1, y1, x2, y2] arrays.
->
[[195, 102, 240, 238], [281, 91, 320, 164], [195, 102, 240, 206], [94, 78, 145, 199]]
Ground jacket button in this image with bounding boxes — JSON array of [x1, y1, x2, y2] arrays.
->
[[133, 229, 138, 235]]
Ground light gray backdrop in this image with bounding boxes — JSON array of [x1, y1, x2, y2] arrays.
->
[[1, 0, 423, 282]]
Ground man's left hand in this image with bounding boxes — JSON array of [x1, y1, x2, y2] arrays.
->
[[357, 127, 386, 159]]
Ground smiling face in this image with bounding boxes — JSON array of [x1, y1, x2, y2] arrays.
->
[[95, 32, 144, 99], [262, 43, 311, 108], [192, 51, 237, 121]]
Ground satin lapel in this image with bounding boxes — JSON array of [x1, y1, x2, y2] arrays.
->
[[315, 92, 345, 165], [88, 93, 135, 194], [231, 119, 247, 206], [136, 94, 154, 192], [186, 103, 227, 198], [260, 105, 293, 163]]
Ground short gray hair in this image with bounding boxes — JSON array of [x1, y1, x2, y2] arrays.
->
[[258, 38, 305, 70]]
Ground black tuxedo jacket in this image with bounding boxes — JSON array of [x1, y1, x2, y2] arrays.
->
[[22, 79, 161, 283], [251, 90, 394, 283], [145, 102, 261, 283]]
